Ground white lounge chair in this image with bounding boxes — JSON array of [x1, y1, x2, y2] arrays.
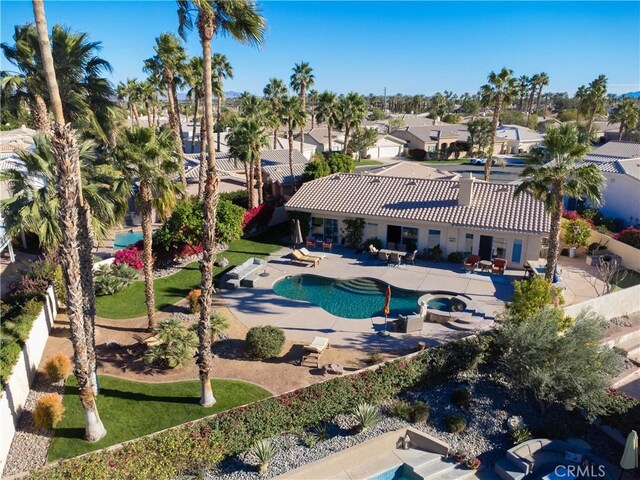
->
[[300, 247, 326, 260], [301, 336, 330, 367]]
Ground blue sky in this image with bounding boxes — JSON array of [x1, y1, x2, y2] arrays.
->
[[2, 1, 639, 96]]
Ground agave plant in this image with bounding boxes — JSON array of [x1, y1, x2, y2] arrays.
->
[[511, 426, 532, 445], [93, 264, 138, 295], [249, 439, 278, 474], [353, 403, 381, 432]]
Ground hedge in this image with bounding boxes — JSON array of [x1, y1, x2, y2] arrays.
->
[[29, 336, 486, 480]]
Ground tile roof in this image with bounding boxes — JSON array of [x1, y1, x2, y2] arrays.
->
[[295, 128, 344, 146], [587, 141, 640, 159], [263, 163, 307, 185], [390, 123, 470, 143], [367, 161, 459, 180], [285, 173, 550, 234]]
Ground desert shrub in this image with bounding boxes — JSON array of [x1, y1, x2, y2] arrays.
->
[[616, 227, 640, 249], [143, 318, 198, 369], [23, 298, 44, 317], [302, 160, 331, 181], [4, 313, 38, 341], [353, 403, 380, 432], [601, 391, 640, 436], [365, 351, 385, 365], [44, 353, 72, 383], [33, 393, 65, 429], [362, 237, 383, 250], [389, 399, 412, 419], [9, 275, 49, 303], [408, 148, 426, 160], [409, 401, 430, 423], [447, 252, 464, 263], [507, 276, 564, 324], [245, 326, 285, 359], [248, 439, 278, 473], [52, 265, 65, 302], [326, 153, 355, 174], [187, 289, 201, 313], [444, 414, 467, 433], [511, 426, 532, 444], [451, 388, 472, 407], [466, 457, 481, 469], [113, 246, 144, 270], [94, 264, 138, 295], [562, 219, 593, 248]]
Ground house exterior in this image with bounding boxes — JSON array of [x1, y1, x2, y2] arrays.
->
[[367, 161, 459, 181], [285, 173, 550, 266], [494, 125, 544, 154], [294, 128, 344, 153], [390, 124, 469, 155], [362, 134, 406, 159]]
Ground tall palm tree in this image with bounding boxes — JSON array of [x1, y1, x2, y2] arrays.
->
[[534, 72, 550, 115], [290, 61, 314, 153], [211, 53, 233, 152], [608, 98, 639, 141], [117, 78, 141, 125], [145, 33, 187, 186], [336, 92, 366, 154], [515, 124, 604, 280], [31, 0, 106, 442], [228, 118, 269, 206], [516, 75, 529, 112], [177, 0, 265, 409], [480, 67, 518, 180], [308, 89, 319, 129], [315, 90, 338, 152], [239, 92, 265, 119], [138, 79, 158, 128], [114, 127, 182, 330], [583, 74, 608, 133], [263, 77, 287, 148], [526, 73, 540, 118], [280, 95, 305, 192]]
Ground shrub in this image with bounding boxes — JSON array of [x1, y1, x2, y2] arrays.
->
[[23, 298, 44, 317], [249, 439, 278, 474], [44, 353, 72, 383], [408, 148, 426, 160], [302, 159, 331, 181], [562, 219, 593, 248], [52, 265, 65, 302], [362, 237, 383, 251], [33, 393, 65, 429], [466, 457, 481, 470], [245, 326, 285, 359], [353, 403, 381, 432], [220, 189, 249, 209], [507, 276, 564, 324], [9, 275, 49, 303], [447, 252, 464, 263], [216, 199, 246, 245], [452, 449, 468, 462], [177, 244, 203, 258], [114, 246, 144, 270], [451, 388, 472, 407], [144, 318, 198, 369], [4, 313, 37, 341], [343, 218, 365, 248], [511, 426, 532, 445], [242, 202, 275, 233], [94, 264, 138, 295], [187, 289, 201, 313], [210, 312, 229, 340], [365, 351, 385, 365], [409, 401, 430, 423], [326, 153, 355, 174], [444, 414, 467, 433], [616, 227, 640, 249]]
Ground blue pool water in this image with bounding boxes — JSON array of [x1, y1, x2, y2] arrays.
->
[[369, 466, 410, 480], [113, 231, 143, 250], [272, 275, 458, 319]]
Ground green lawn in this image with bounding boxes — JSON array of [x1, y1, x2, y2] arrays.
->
[[354, 160, 383, 167], [95, 228, 284, 319], [48, 375, 271, 461]]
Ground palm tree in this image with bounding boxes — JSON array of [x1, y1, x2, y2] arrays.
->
[[534, 72, 550, 115], [138, 79, 158, 128], [583, 75, 608, 133], [184, 56, 203, 153], [145, 33, 187, 186], [316, 90, 338, 152], [308, 89, 319, 129], [263, 78, 287, 148], [31, 0, 106, 442], [114, 127, 182, 331], [290, 61, 314, 153], [515, 124, 604, 281], [239, 93, 266, 120], [336, 92, 366, 154], [211, 53, 233, 152], [480, 67, 518, 180], [608, 98, 639, 141], [280, 95, 305, 192], [177, 0, 265, 409], [516, 75, 529, 112], [117, 78, 141, 125], [228, 118, 269, 206], [526, 73, 540, 118]]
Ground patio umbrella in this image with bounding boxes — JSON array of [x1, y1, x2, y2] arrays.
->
[[380, 285, 391, 336], [620, 430, 638, 477], [293, 219, 304, 246]]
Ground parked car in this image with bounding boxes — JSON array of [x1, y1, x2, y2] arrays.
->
[[470, 157, 496, 165]]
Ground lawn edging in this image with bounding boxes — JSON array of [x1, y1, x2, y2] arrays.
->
[[27, 334, 487, 480]]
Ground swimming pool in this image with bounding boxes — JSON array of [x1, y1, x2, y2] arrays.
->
[[273, 275, 460, 319], [113, 231, 143, 250]]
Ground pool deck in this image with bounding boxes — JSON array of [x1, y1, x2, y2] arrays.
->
[[221, 247, 511, 351]]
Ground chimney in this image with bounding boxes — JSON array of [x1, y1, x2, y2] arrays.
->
[[458, 173, 475, 206]]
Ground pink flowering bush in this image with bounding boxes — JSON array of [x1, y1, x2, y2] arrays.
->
[[114, 246, 144, 270], [242, 202, 275, 232], [615, 227, 640, 249]]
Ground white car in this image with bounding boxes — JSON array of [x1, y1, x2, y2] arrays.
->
[[470, 157, 496, 166]]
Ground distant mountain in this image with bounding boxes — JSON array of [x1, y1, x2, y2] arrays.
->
[[620, 91, 640, 98], [176, 91, 242, 101]]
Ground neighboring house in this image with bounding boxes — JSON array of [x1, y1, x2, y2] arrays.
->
[[272, 136, 317, 159], [390, 123, 471, 155], [367, 161, 459, 181], [494, 125, 544, 154], [362, 134, 406, 159], [285, 173, 550, 266], [294, 128, 344, 153]]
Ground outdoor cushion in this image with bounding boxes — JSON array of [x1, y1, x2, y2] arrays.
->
[[304, 336, 329, 353], [530, 451, 563, 470]]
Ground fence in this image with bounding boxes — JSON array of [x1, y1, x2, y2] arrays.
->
[[564, 283, 640, 320], [0, 286, 57, 473]]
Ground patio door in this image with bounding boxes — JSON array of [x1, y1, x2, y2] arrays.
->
[[386, 225, 401, 249], [479, 235, 493, 260], [323, 219, 338, 243]]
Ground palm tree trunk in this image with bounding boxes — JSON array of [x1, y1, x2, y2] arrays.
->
[[619, 121, 625, 141], [164, 70, 187, 187], [198, 115, 207, 197], [197, 13, 218, 408], [484, 96, 502, 181], [139, 183, 156, 331], [243, 162, 252, 206], [299, 88, 305, 154], [535, 87, 543, 115], [587, 108, 597, 133], [146, 105, 153, 129], [327, 123, 332, 152], [273, 128, 278, 149], [311, 106, 315, 129], [191, 94, 199, 153], [132, 104, 140, 126], [248, 160, 256, 208], [256, 155, 264, 205], [343, 125, 350, 154], [288, 123, 296, 192], [545, 182, 564, 281], [216, 95, 222, 152], [526, 87, 536, 118], [30, 94, 50, 131]]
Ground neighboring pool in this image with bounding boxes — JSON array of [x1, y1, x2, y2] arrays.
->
[[113, 231, 143, 250], [273, 275, 461, 319]]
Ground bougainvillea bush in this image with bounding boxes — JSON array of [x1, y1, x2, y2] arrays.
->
[[242, 202, 275, 233], [615, 227, 640, 249], [113, 246, 144, 270]]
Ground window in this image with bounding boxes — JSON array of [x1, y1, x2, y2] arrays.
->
[[428, 229, 441, 249], [493, 237, 507, 258], [426, 145, 437, 153], [464, 233, 474, 255], [512, 239, 523, 264], [312, 217, 323, 227], [401, 227, 419, 251], [323, 219, 338, 243]]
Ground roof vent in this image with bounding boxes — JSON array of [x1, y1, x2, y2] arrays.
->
[[370, 177, 381, 183], [405, 180, 417, 186], [331, 174, 341, 180]]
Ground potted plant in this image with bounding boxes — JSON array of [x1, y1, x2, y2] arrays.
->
[[562, 219, 592, 258], [452, 449, 468, 462], [466, 457, 481, 470]]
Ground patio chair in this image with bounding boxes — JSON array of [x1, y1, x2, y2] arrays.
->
[[464, 255, 481, 273], [491, 258, 507, 275], [403, 250, 417, 265], [388, 252, 402, 266], [377, 251, 389, 264], [523, 264, 534, 280], [291, 249, 319, 267], [301, 336, 329, 367], [300, 247, 326, 260], [306, 238, 315, 249], [322, 240, 333, 252], [368, 244, 379, 257]]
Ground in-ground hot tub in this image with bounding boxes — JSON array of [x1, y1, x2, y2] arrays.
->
[[418, 293, 468, 324]]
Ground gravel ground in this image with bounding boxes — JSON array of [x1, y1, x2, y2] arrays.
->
[[197, 373, 626, 480], [2, 373, 64, 477], [153, 243, 228, 279]]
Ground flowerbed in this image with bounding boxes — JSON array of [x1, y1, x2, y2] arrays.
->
[[113, 246, 144, 270]]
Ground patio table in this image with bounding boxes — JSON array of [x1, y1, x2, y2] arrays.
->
[[526, 259, 547, 276], [479, 260, 492, 272], [379, 249, 406, 257]]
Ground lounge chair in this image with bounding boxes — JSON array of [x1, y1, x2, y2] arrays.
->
[[300, 247, 326, 260], [492, 258, 507, 275], [301, 336, 329, 367], [368, 244, 379, 257], [464, 254, 481, 273], [377, 251, 389, 264], [388, 252, 402, 266], [403, 250, 417, 265], [291, 249, 319, 267], [132, 333, 162, 347]]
